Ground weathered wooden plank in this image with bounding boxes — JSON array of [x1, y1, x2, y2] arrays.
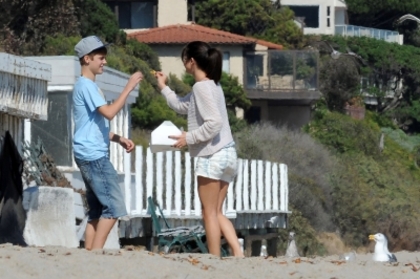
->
[[0, 53, 51, 80], [124, 152, 131, 213], [257, 160, 264, 210], [184, 152, 191, 216], [243, 160, 249, 210], [156, 152, 163, 208], [134, 147, 143, 215], [165, 151, 173, 215], [265, 161, 271, 210], [235, 159, 243, 211], [174, 151, 181, 216]]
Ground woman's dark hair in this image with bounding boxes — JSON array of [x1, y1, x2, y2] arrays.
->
[[181, 41, 222, 84]]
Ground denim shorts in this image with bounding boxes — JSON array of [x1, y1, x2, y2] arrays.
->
[[75, 156, 127, 221], [195, 142, 238, 183]]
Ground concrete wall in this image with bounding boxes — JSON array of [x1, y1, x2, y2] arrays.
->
[[153, 44, 244, 84], [158, 0, 189, 27]]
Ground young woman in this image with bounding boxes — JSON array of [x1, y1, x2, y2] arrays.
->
[[155, 41, 244, 257]]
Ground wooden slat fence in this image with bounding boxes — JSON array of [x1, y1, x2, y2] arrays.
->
[[122, 146, 289, 219]]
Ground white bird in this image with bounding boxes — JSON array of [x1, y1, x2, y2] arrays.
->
[[260, 245, 268, 257], [369, 233, 398, 262], [285, 231, 300, 258]]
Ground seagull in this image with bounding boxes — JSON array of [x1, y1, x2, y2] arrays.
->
[[369, 233, 397, 262], [285, 231, 300, 258], [260, 245, 268, 257]]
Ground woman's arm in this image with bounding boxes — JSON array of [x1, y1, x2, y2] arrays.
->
[[156, 72, 190, 114], [161, 86, 191, 115], [186, 82, 222, 144]]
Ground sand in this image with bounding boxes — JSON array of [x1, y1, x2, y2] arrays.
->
[[1, 244, 419, 279]]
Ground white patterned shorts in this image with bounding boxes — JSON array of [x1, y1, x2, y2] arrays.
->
[[195, 142, 237, 183]]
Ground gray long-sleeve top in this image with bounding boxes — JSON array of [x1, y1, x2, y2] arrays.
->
[[160, 80, 233, 157]]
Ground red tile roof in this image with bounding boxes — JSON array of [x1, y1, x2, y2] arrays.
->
[[127, 23, 283, 49]]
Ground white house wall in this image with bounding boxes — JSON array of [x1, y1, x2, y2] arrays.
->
[[153, 44, 244, 84], [158, 0, 189, 27], [335, 7, 346, 25], [0, 53, 51, 121], [281, 0, 346, 35]]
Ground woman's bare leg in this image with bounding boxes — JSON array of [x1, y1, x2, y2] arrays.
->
[[217, 182, 244, 257], [198, 176, 221, 256]]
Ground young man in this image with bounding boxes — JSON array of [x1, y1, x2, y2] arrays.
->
[[73, 35, 143, 250]]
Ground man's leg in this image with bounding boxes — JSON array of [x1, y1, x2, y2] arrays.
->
[[90, 218, 117, 250], [84, 219, 99, 250]]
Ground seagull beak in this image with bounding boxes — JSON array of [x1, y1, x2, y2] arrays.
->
[[368, 234, 376, 241]]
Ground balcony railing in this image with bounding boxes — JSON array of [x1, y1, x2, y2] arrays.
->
[[335, 25, 401, 44], [244, 50, 319, 97]]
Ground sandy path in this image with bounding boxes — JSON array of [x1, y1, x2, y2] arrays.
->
[[1, 244, 419, 279]]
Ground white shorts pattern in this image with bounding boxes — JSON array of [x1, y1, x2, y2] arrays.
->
[[195, 142, 237, 183]]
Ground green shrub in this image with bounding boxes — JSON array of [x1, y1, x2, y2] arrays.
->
[[234, 122, 337, 232], [73, 0, 122, 43], [277, 208, 327, 256], [125, 39, 161, 71], [304, 111, 382, 158]]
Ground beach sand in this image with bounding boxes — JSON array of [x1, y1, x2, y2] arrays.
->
[[1, 244, 419, 279]]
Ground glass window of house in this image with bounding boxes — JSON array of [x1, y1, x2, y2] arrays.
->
[[223, 52, 230, 73], [131, 2, 154, 28], [103, 1, 155, 29], [118, 2, 132, 29], [288, 6, 319, 28], [188, 0, 195, 22], [31, 92, 72, 167]]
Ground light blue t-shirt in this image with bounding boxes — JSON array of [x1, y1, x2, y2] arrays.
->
[[73, 76, 110, 161]]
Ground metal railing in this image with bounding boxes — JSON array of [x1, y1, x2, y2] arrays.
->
[[244, 50, 319, 92], [335, 25, 400, 44]]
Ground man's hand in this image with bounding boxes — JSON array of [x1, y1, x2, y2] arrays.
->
[[126, 71, 144, 92], [169, 131, 187, 149], [119, 137, 135, 153]]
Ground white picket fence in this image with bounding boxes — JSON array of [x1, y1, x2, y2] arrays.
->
[[122, 146, 289, 219]]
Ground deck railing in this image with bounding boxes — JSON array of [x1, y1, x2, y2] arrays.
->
[[335, 24, 401, 44]]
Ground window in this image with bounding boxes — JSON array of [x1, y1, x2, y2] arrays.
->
[[288, 5, 319, 28], [31, 92, 72, 166], [187, 0, 195, 22], [222, 52, 230, 73], [104, 1, 157, 29], [326, 6, 331, 27]]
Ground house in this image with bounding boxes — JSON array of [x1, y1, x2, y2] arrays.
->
[[128, 23, 320, 129], [280, 0, 403, 44], [127, 23, 283, 85], [103, 0, 320, 128], [103, 0, 195, 31], [0, 53, 51, 152], [23, 56, 139, 190]]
